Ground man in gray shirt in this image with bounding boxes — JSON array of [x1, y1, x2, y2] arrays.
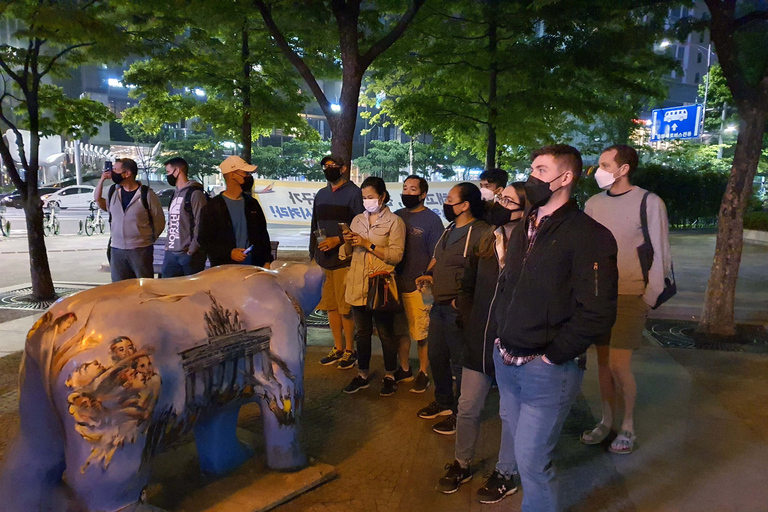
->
[[94, 158, 165, 282], [162, 157, 208, 277]]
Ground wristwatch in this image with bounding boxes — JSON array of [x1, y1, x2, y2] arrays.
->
[[369, 243, 376, 252]]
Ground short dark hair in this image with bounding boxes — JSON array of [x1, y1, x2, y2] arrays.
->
[[404, 175, 428, 194], [479, 168, 508, 189], [361, 176, 391, 204], [453, 182, 485, 219], [602, 144, 639, 178], [164, 157, 189, 175], [530, 144, 583, 185], [115, 158, 138, 176]]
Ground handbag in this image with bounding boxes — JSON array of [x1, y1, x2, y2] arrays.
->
[[638, 191, 676, 309], [366, 271, 402, 312]]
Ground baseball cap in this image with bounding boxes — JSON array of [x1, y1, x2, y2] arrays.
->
[[320, 155, 346, 168], [220, 155, 258, 174]]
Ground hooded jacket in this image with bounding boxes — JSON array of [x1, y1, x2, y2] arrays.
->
[[491, 200, 618, 364]]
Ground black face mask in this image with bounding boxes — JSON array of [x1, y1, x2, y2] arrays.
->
[[323, 166, 342, 183], [111, 172, 124, 185], [524, 172, 566, 209], [401, 194, 422, 209], [486, 202, 523, 227], [443, 202, 464, 222], [241, 175, 254, 193], [166, 173, 177, 187]]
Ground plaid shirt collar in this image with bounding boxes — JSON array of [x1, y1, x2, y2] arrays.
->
[[525, 208, 551, 254]]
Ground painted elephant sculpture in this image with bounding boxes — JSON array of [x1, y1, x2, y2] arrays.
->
[[0, 262, 324, 512]]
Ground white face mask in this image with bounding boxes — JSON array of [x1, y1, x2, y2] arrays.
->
[[595, 168, 620, 190], [479, 187, 495, 201], [363, 198, 381, 213]]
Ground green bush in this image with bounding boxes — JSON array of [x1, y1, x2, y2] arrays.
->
[[744, 211, 768, 232]]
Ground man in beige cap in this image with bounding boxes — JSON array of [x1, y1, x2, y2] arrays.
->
[[199, 156, 273, 268]]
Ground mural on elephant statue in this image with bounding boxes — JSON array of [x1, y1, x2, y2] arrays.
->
[[142, 291, 303, 461], [65, 335, 161, 473]]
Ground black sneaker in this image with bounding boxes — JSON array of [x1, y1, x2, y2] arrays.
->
[[477, 470, 518, 504], [437, 460, 472, 494], [320, 348, 343, 365], [417, 401, 452, 419], [432, 414, 457, 435], [337, 350, 357, 370], [343, 375, 369, 394], [410, 371, 430, 393], [393, 366, 414, 383], [380, 376, 398, 396]]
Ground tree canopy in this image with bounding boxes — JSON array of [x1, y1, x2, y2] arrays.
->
[[365, 0, 676, 168]]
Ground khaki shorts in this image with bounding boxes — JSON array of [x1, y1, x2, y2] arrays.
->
[[400, 290, 431, 341], [599, 294, 649, 350], [316, 267, 351, 316]]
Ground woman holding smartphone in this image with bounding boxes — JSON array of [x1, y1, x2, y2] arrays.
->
[[339, 177, 406, 396]]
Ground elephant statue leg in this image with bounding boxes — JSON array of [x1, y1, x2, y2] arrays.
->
[[194, 406, 254, 475], [0, 354, 67, 510], [257, 396, 307, 471]]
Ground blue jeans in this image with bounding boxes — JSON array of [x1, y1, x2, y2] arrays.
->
[[493, 346, 583, 512], [161, 250, 206, 278], [455, 367, 517, 477], [427, 304, 463, 412]]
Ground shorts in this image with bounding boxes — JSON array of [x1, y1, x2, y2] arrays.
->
[[400, 290, 431, 341], [597, 294, 648, 350], [316, 267, 351, 316]]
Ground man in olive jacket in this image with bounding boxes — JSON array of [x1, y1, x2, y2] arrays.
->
[[490, 145, 618, 512]]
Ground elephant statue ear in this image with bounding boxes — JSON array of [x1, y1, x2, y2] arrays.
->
[[269, 261, 325, 315]]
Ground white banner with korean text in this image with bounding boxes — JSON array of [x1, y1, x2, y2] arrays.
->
[[253, 179, 458, 227]]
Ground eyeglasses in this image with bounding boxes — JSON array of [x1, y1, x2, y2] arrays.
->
[[495, 196, 521, 209], [323, 164, 341, 170]]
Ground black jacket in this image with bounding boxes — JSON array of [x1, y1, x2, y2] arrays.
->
[[198, 193, 273, 267], [456, 229, 504, 376], [492, 200, 618, 365]]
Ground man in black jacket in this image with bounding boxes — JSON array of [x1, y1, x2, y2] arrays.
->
[[491, 145, 618, 512], [199, 156, 273, 268]]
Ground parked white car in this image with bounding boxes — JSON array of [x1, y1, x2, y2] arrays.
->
[[42, 185, 95, 209]]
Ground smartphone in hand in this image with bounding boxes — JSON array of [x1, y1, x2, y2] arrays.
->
[[104, 161, 113, 171], [338, 222, 352, 235]]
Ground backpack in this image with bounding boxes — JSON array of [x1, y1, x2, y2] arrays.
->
[[106, 184, 155, 261], [638, 191, 676, 309], [171, 183, 209, 234]]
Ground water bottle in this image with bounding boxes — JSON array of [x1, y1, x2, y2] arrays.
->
[[420, 281, 434, 306], [314, 228, 327, 245]]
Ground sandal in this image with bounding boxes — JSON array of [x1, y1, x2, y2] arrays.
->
[[609, 430, 637, 454], [580, 423, 612, 445]]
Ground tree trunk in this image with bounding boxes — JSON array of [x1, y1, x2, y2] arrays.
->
[[23, 198, 55, 301], [485, 1, 498, 171], [241, 26, 252, 164], [328, 72, 362, 166], [698, 107, 767, 335]]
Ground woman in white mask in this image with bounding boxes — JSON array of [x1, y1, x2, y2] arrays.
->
[[339, 177, 406, 397]]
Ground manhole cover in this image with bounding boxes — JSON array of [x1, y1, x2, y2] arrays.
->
[[0, 285, 91, 311], [307, 309, 329, 328], [646, 320, 768, 353]]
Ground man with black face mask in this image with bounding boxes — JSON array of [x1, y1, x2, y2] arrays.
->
[[161, 157, 208, 277], [489, 145, 618, 512], [311, 155, 364, 370], [393, 175, 445, 392], [198, 156, 272, 268], [94, 158, 165, 282]]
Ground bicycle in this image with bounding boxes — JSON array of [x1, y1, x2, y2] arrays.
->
[[80, 200, 105, 236], [43, 203, 60, 236], [0, 204, 10, 237]]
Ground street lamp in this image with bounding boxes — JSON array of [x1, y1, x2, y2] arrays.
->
[[659, 40, 714, 135]]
